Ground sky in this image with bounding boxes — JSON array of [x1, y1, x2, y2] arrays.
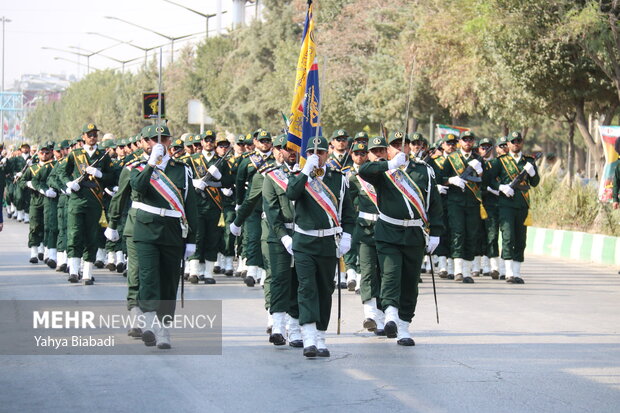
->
[[1, 0, 262, 88]]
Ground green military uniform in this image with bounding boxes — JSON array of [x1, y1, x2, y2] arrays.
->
[[359, 131, 443, 346], [429, 137, 452, 278], [486, 132, 540, 284], [214, 136, 236, 275], [479, 138, 501, 279], [286, 136, 355, 357], [20, 154, 46, 261], [47, 146, 70, 272], [7, 148, 32, 221], [128, 125, 198, 349], [58, 123, 114, 283]]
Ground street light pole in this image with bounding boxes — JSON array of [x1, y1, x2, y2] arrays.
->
[[1, 16, 12, 143], [162, 0, 218, 39], [87, 32, 165, 67]]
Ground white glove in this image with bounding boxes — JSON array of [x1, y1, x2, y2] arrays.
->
[[207, 165, 222, 180], [426, 236, 440, 254], [67, 180, 80, 193], [338, 232, 352, 257], [486, 186, 500, 196], [184, 243, 196, 260], [468, 159, 483, 175], [45, 188, 57, 198], [280, 235, 293, 255], [26, 181, 34, 190], [235, 204, 241, 212], [221, 188, 233, 197], [499, 184, 514, 197], [229, 222, 242, 236], [302, 154, 320, 176], [523, 162, 536, 177], [104, 188, 115, 197], [148, 143, 165, 167], [448, 176, 466, 190], [192, 178, 207, 191], [85, 166, 102, 178], [436, 184, 448, 195], [104, 227, 120, 242], [0, 157, 6, 166], [387, 152, 407, 170], [15, 172, 22, 179], [113, 186, 119, 192]]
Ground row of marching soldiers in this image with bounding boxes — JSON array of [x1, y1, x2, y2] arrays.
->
[[0, 122, 538, 356]]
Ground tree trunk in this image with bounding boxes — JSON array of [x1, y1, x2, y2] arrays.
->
[[567, 121, 575, 188], [574, 99, 605, 177], [575, 147, 586, 174], [521, 126, 529, 140]]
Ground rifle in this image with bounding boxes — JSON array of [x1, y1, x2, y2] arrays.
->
[[13, 157, 32, 183], [197, 146, 234, 199], [75, 149, 110, 189], [458, 145, 494, 183], [508, 153, 542, 191]]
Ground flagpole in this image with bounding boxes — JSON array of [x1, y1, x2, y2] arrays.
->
[[158, 47, 162, 145]]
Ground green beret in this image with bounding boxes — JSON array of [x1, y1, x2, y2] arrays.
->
[[354, 131, 369, 141], [171, 138, 184, 148], [330, 129, 349, 140], [510, 131, 522, 141], [273, 134, 288, 148], [142, 124, 171, 139], [387, 131, 409, 145], [305, 136, 329, 152], [479, 137, 494, 146], [368, 136, 387, 150], [81, 123, 99, 133], [256, 130, 272, 141], [351, 142, 368, 152]]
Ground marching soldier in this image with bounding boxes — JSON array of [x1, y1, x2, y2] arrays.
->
[[286, 136, 355, 357], [479, 138, 501, 279], [327, 129, 353, 172], [432, 135, 456, 279], [359, 131, 443, 346], [486, 131, 540, 284], [439, 131, 485, 283], [48, 140, 71, 273], [214, 136, 235, 275], [59, 123, 114, 285], [7, 143, 33, 223]]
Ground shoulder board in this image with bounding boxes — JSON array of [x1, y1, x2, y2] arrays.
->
[[124, 158, 146, 169]]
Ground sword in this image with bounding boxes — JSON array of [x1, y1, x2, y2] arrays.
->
[[428, 253, 439, 324]]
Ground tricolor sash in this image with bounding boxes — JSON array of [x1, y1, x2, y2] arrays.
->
[[385, 168, 428, 224], [356, 175, 378, 208], [134, 165, 187, 220], [447, 152, 488, 219], [305, 178, 340, 226], [499, 155, 530, 207], [267, 168, 290, 192]]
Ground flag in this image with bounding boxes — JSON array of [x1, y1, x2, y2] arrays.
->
[[286, 0, 321, 167], [435, 124, 470, 139]]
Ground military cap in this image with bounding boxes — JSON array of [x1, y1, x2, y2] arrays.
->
[[387, 131, 409, 145], [368, 136, 387, 150], [171, 138, 184, 148], [435, 138, 444, 147], [460, 130, 476, 140], [142, 124, 171, 139], [135, 133, 144, 142], [410, 132, 428, 144], [353, 131, 369, 141], [184, 135, 195, 147], [244, 134, 254, 145], [479, 137, 495, 146], [39, 141, 55, 150], [305, 136, 329, 152], [236, 134, 246, 144], [54, 143, 62, 151], [216, 136, 230, 145], [102, 140, 116, 149], [351, 141, 368, 152], [20, 142, 31, 148], [273, 134, 288, 148], [252, 128, 265, 138], [180, 132, 191, 142], [203, 130, 216, 139], [81, 123, 99, 133], [330, 129, 349, 140], [510, 131, 523, 141], [497, 136, 509, 145], [128, 135, 136, 144], [444, 133, 458, 142], [75, 136, 84, 143], [256, 130, 272, 141], [117, 138, 127, 147]]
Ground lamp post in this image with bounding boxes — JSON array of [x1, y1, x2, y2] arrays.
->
[[104, 16, 195, 62], [1, 16, 11, 143], [86, 32, 164, 67], [162, 0, 222, 38], [53, 56, 101, 73], [42, 46, 90, 73]]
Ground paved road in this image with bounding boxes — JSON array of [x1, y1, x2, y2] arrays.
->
[[0, 217, 619, 413]]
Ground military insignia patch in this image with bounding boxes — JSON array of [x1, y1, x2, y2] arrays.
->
[[156, 126, 164, 133], [87, 124, 94, 130], [260, 131, 268, 137], [373, 138, 381, 144], [512, 132, 519, 138], [396, 132, 403, 138]]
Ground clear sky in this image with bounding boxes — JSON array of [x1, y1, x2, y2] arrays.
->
[[0, 0, 261, 88]]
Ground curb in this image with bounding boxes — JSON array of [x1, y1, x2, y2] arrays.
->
[[525, 226, 619, 266]]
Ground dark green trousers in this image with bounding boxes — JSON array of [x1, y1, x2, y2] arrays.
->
[[499, 207, 528, 262], [56, 196, 68, 252], [359, 241, 382, 307], [267, 240, 299, 318], [126, 235, 139, 310], [484, 205, 500, 257], [435, 203, 451, 257], [192, 207, 221, 262], [261, 220, 271, 310], [220, 206, 236, 256], [295, 251, 336, 331], [343, 246, 358, 272], [447, 203, 481, 261], [28, 202, 44, 248], [242, 210, 263, 267], [136, 240, 183, 320], [377, 241, 424, 323], [44, 198, 58, 249], [66, 199, 101, 261]]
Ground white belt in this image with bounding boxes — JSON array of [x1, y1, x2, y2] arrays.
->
[[359, 211, 378, 221], [284, 223, 294, 229], [132, 201, 182, 218], [294, 224, 342, 237], [379, 212, 423, 228]]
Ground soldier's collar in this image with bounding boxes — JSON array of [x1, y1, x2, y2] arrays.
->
[[257, 149, 272, 158], [510, 151, 522, 161]]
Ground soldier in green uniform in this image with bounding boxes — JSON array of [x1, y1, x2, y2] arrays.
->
[[349, 137, 387, 334], [48, 140, 71, 272], [439, 131, 485, 283], [213, 136, 236, 276], [286, 136, 355, 358], [127, 124, 198, 348], [20, 142, 54, 263], [478, 138, 501, 279], [7, 143, 32, 223], [432, 135, 456, 279], [59, 123, 114, 285], [187, 130, 233, 284], [359, 131, 443, 346], [486, 131, 540, 284]]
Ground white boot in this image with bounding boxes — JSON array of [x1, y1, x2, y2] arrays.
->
[[183, 260, 190, 275], [204, 261, 216, 284], [505, 259, 514, 279], [482, 256, 490, 275], [224, 256, 234, 273], [454, 258, 464, 280], [462, 260, 474, 283], [188, 259, 200, 283], [447, 258, 454, 277], [267, 310, 273, 334], [128, 306, 143, 336], [271, 312, 286, 335], [141, 311, 158, 347], [69, 257, 81, 275], [489, 257, 500, 279], [198, 262, 206, 279], [116, 251, 125, 265], [499, 258, 506, 277], [38, 243, 44, 256], [30, 246, 38, 259], [237, 257, 247, 274], [156, 326, 171, 349], [301, 322, 317, 349], [512, 261, 523, 283], [375, 307, 386, 330], [384, 305, 399, 338], [259, 268, 266, 286], [438, 256, 447, 272], [471, 256, 481, 276], [43, 247, 49, 261], [396, 318, 414, 345], [95, 248, 105, 263], [363, 298, 379, 331], [82, 261, 94, 283], [346, 268, 357, 291], [23, 212, 30, 223], [216, 252, 224, 270], [48, 248, 57, 265], [245, 265, 258, 287], [316, 330, 329, 355], [57, 251, 67, 267], [287, 317, 303, 345], [107, 251, 115, 264], [355, 272, 361, 293], [16, 210, 23, 222]]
